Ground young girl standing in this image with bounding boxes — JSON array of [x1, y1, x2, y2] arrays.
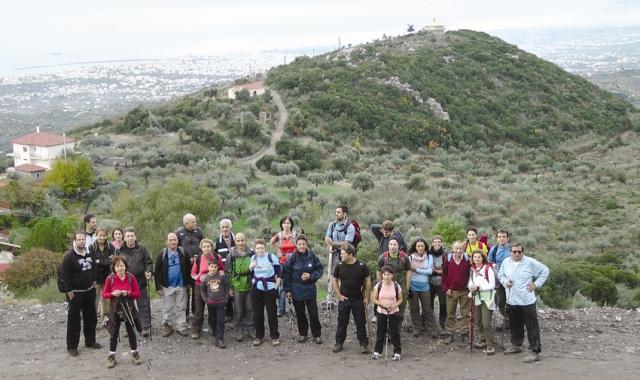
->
[[371, 265, 403, 361]]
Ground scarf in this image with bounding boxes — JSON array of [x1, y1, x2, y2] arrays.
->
[[411, 252, 426, 269]]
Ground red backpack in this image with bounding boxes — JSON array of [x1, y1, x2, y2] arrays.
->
[[382, 251, 407, 268], [330, 219, 361, 249]]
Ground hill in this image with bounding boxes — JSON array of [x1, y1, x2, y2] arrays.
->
[[3, 30, 640, 311], [266, 29, 637, 149]]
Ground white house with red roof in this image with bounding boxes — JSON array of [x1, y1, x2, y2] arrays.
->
[[6, 127, 76, 177], [227, 81, 265, 99]]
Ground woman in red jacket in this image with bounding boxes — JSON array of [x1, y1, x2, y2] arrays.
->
[[102, 256, 142, 368]]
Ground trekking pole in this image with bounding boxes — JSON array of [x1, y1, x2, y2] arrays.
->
[[288, 297, 297, 341], [121, 299, 138, 342], [384, 308, 390, 367], [364, 294, 373, 353], [469, 291, 476, 355]]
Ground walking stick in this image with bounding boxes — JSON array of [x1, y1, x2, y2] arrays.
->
[[384, 308, 390, 367], [364, 299, 373, 353], [469, 291, 476, 355]]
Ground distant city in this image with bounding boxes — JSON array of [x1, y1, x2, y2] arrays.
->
[[1, 27, 638, 150]]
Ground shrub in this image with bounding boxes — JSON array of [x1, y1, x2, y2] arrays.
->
[[3, 248, 64, 296], [21, 217, 76, 252], [430, 216, 465, 245], [538, 266, 580, 309], [583, 276, 619, 306]]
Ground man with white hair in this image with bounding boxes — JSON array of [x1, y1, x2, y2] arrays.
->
[[176, 213, 204, 318], [214, 218, 236, 320]]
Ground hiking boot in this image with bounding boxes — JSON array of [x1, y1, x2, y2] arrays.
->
[[474, 341, 486, 349], [252, 338, 263, 346], [372, 352, 381, 360], [360, 344, 370, 354], [392, 353, 402, 361], [371, 316, 377, 323], [272, 339, 280, 347], [314, 336, 323, 345], [176, 329, 188, 337], [332, 343, 343, 353], [106, 354, 117, 368], [216, 339, 227, 349], [131, 351, 142, 365], [484, 346, 495, 355], [191, 332, 200, 339], [85, 342, 102, 349], [297, 336, 308, 343], [68, 348, 79, 357], [277, 310, 285, 318], [102, 316, 109, 328], [162, 324, 173, 337], [504, 345, 522, 355], [141, 328, 150, 337], [444, 334, 454, 344], [523, 352, 540, 363]]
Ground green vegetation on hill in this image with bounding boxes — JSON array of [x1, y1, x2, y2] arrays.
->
[[267, 30, 637, 149]]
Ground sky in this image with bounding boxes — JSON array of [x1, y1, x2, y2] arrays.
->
[[0, 0, 638, 70]]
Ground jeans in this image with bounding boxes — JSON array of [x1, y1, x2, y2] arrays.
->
[[429, 283, 447, 329], [109, 313, 137, 352], [277, 287, 287, 314], [207, 303, 226, 340]]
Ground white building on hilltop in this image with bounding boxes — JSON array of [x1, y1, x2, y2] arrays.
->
[[227, 81, 265, 99], [422, 18, 445, 33], [6, 127, 75, 178]]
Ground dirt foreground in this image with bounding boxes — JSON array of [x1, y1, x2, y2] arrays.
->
[[0, 299, 638, 380]]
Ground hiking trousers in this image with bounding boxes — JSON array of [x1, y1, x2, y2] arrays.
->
[[137, 284, 151, 330], [234, 289, 254, 336], [445, 289, 470, 335], [66, 288, 98, 350], [161, 286, 187, 331], [293, 299, 321, 338], [507, 302, 541, 353], [252, 288, 279, 340], [374, 312, 401, 355], [335, 297, 368, 346], [475, 301, 494, 348], [495, 283, 509, 327], [109, 315, 137, 352], [429, 283, 447, 329], [409, 290, 439, 335]]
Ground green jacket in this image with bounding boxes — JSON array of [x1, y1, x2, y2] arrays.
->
[[226, 247, 254, 292]]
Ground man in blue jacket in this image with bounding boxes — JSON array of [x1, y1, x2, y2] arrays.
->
[[497, 242, 549, 363], [283, 234, 324, 344]]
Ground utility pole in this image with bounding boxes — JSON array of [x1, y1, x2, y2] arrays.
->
[[338, 36, 341, 49]]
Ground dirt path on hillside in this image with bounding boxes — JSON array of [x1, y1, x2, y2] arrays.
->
[[0, 300, 638, 379], [238, 89, 288, 166]]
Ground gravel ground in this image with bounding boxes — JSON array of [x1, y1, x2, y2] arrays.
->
[[0, 299, 638, 379]]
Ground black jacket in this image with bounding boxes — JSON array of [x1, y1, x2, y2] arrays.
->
[[154, 246, 191, 291], [116, 242, 153, 286], [175, 226, 204, 260], [89, 240, 116, 285], [214, 234, 236, 261], [60, 247, 96, 292]]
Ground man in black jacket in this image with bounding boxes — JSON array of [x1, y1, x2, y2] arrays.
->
[[175, 213, 203, 319], [154, 232, 191, 337], [61, 232, 102, 356], [116, 227, 153, 336]]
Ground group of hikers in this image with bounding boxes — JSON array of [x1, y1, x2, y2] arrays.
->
[[59, 206, 549, 368]]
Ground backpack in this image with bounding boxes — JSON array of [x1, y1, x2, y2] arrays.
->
[[330, 219, 361, 249], [375, 281, 400, 301], [383, 251, 407, 269], [56, 262, 66, 293], [108, 272, 135, 289]]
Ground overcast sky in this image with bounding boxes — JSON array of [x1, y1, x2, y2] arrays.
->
[[1, 0, 638, 67]]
